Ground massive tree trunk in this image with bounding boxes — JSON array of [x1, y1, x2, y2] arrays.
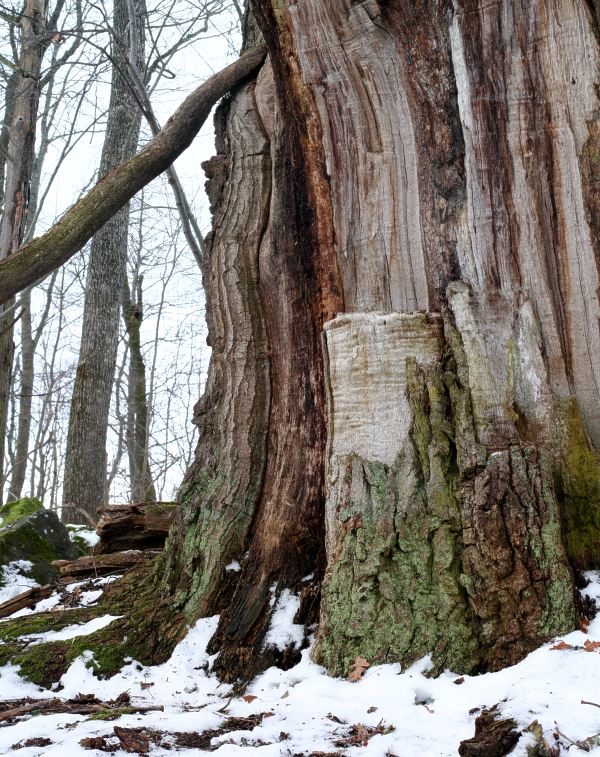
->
[[62, 0, 147, 524], [146, 0, 600, 681], [2, 0, 599, 686]]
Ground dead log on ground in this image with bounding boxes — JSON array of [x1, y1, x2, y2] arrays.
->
[[0, 585, 54, 619], [0, 693, 162, 724], [52, 550, 161, 581], [94, 502, 176, 554]]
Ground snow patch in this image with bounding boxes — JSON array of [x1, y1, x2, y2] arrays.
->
[[20, 615, 120, 644], [0, 561, 39, 605], [67, 525, 100, 548], [263, 589, 304, 652]]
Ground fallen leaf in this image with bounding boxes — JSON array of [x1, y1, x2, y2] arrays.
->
[[550, 641, 572, 650], [453, 677, 465, 685], [583, 640, 600, 652], [348, 656, 370, 682], [367, 706, 378, 714], [580, 617, 590, 633], [242, 695, 258, 703]]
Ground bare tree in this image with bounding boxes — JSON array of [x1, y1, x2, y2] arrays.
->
[[0, 0, 47, 502], [61, 0, 147, 523]]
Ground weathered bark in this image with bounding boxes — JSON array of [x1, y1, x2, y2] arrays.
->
[[95, 502, 175, 553], [53, 550, 159, 580], [0, 584, 54, 619], [0, 0, 46, 501]]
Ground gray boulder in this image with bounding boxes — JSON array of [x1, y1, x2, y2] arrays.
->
[[0, 509, 77, 585]]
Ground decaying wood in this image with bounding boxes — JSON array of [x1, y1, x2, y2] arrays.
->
[[0, 44, 267, 305], [0, 585, 54, 619], [53, 550, 160, 580], [0, 693, 163, 724], [458, 706, 521, 757], [95, 502, 176, 554]]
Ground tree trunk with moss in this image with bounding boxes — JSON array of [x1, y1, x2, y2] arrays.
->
[[4, 0, 600, 687], [144, 0, 600, 682]]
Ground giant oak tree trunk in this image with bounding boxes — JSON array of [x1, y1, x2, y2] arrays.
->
[[146, 0, 600, 681]]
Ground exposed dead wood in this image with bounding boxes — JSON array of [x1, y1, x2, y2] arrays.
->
[[0, 584, 54, 619], [94, 502, 176, 554], [53, 550, 160, 581], [78, 714, 270, 753], [458, 706, 521, 757], [0, 693, 162, 724]]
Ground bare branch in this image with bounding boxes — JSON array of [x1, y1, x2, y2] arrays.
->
[[0, 43, 267, 305]]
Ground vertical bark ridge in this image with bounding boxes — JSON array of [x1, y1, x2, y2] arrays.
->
[[450, 0, 600, 449], [157, 78, 272, 627], [207, 26, 344, 675]]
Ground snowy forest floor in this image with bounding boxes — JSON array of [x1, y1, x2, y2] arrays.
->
[[0, 568, 599, 756]]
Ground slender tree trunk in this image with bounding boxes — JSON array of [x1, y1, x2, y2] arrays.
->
[[0, 0, 46, 502], [6, 291, 33, 501], [62, 0, 146, 523], [121, 274, 156, 503]]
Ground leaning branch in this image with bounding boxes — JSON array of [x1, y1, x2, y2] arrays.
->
[[0, 44, 267, 305]]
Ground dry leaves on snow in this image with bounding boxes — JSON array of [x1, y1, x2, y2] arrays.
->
[[348, 656, 370, 682]]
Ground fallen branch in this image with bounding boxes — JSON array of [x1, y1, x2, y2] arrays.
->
[[0, 585, 54, 619], [0, 693, 163, 725], [52, 549, 161, 580], [0, 44, 267, 305]]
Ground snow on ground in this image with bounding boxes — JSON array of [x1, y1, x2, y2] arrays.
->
[[67, 526, 101, 549], [0, 575, 600, 755], [19, 614, 120, 645], [0, 561, 39, 604]]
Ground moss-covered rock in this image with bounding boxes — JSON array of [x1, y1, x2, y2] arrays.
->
[[0, 497, 42, 528], [0, 509, 77, 584]]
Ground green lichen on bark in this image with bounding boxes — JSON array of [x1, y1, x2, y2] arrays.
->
[[555, 397, 600, 570], [315, 359, 478, 676], [315, 313, 577, 677]]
